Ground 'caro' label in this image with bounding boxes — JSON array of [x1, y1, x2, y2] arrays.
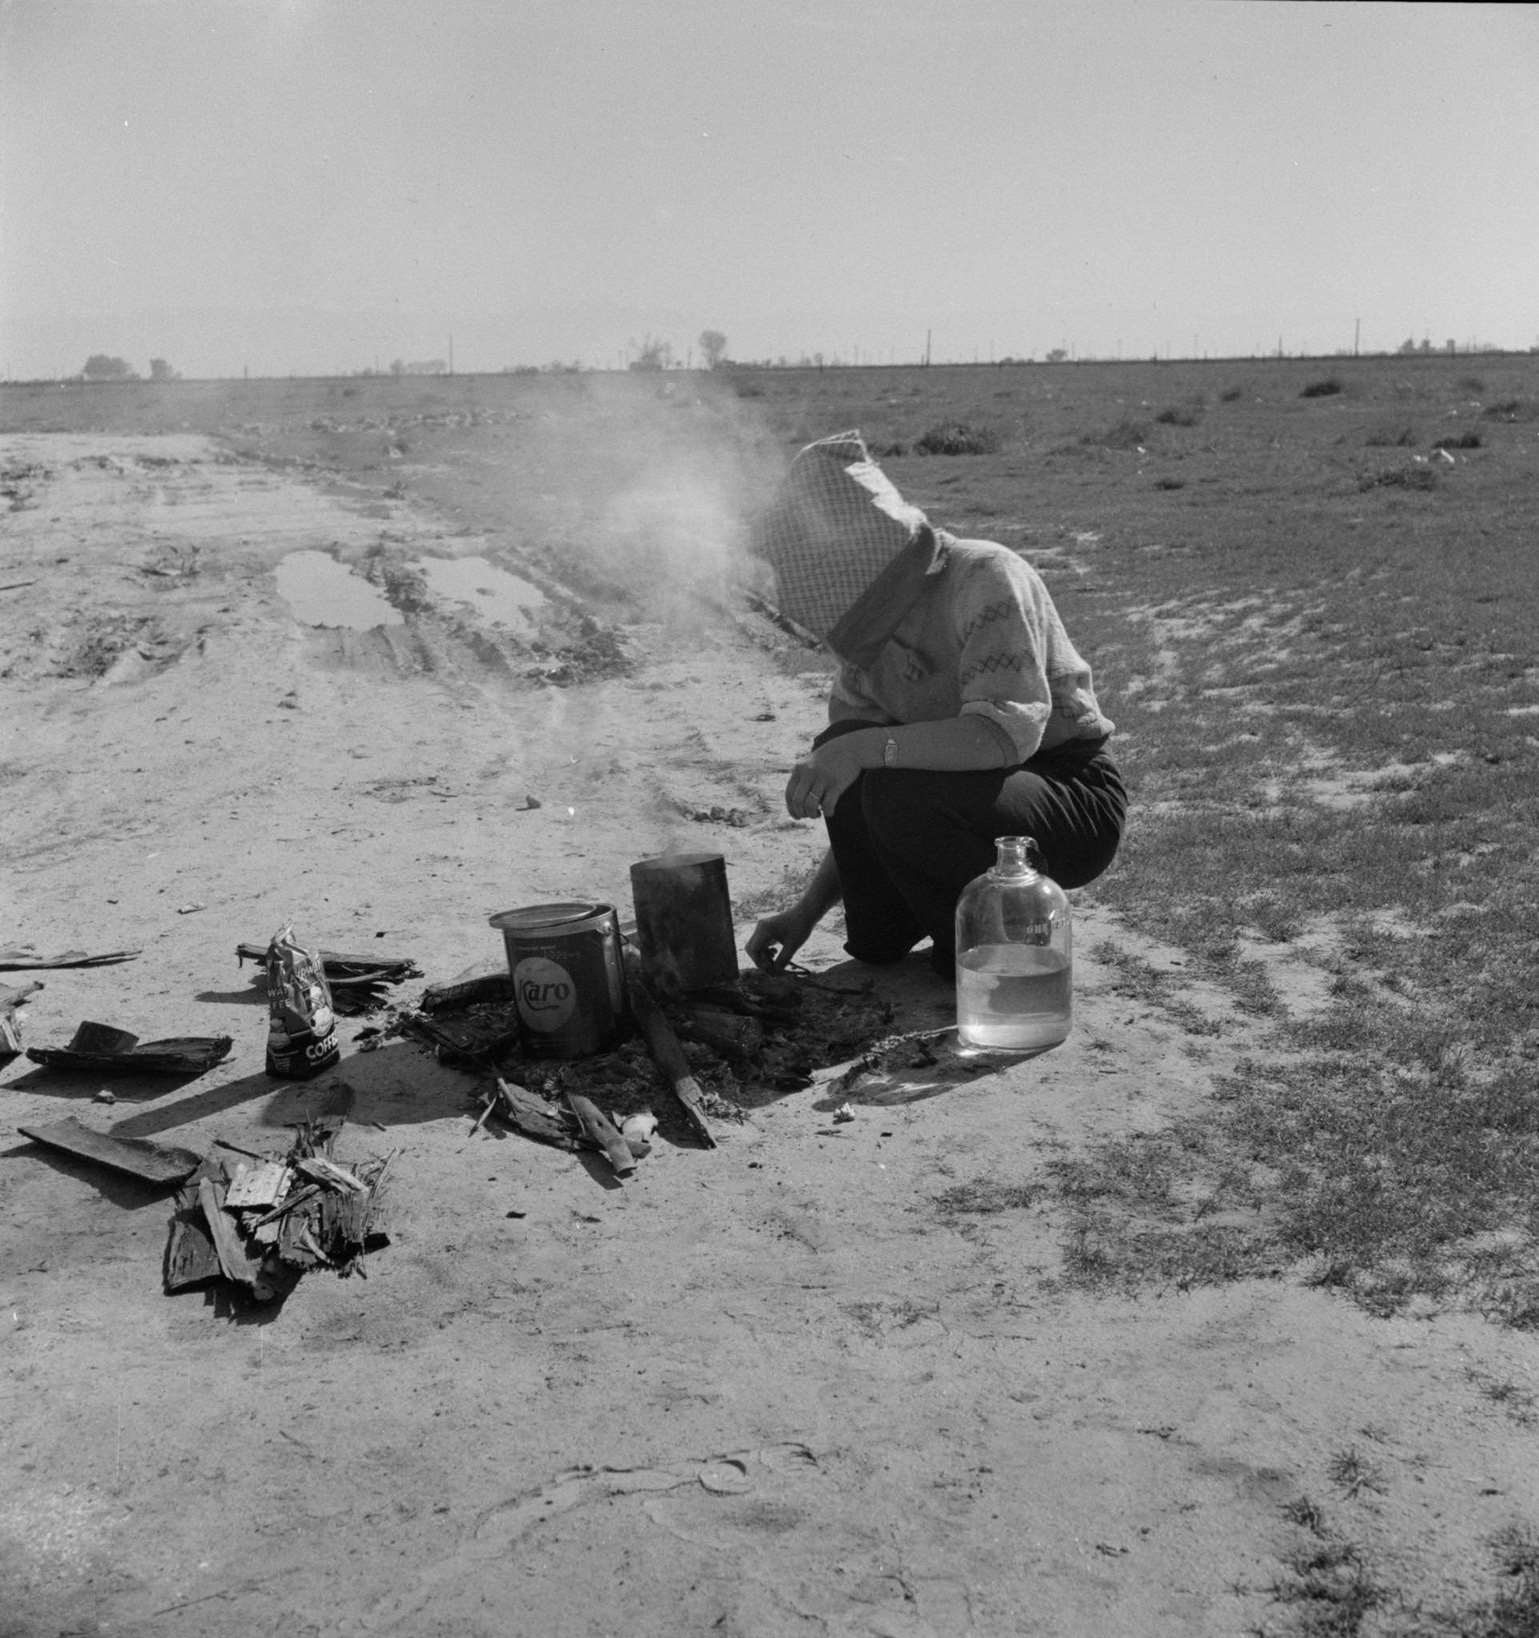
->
[[513, 955, 577, 1033]]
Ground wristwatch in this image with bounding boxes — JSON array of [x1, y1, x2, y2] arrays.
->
[[882, 736, 898, 769]]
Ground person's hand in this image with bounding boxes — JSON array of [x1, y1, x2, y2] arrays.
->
[[784, 738, 866, 821], [745, 907, 814, 972]]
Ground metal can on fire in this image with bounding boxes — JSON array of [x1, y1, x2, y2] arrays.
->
[[488, 902, 625, 1059]]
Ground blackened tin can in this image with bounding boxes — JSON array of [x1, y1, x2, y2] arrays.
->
[[488, 902, 625, 1059]]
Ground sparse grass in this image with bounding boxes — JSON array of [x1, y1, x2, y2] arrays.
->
[[1364, 423, 1418, 447], [1262, 1548, 1385, 1636], [1262, 1512, 1539, 1638], [1326, 1446, 1388, 1500], [1466, 1368, 1539, 1427], [1258, 1495, 1393, 1637], [1359, 463, 1439, 490], [1282, 1496, 1329, 1535], [931, 1180, 1040, 1216], [1417, 1526, 1539, 1637], [963, 355, 1539, 1322]]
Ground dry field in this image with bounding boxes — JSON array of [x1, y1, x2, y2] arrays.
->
[[3, 355, 1538, 1636]]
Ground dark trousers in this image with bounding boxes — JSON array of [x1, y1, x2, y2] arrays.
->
[[816, 721, 1127, 978]]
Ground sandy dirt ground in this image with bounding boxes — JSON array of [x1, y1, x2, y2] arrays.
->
[[4, 419, 1538, 1638]]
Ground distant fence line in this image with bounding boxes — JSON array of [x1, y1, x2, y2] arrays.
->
[[5, 346, 1537, 388]]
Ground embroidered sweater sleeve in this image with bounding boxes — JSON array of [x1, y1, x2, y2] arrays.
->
[[953, 543, 1114, 762], [948, 550, 1052, 761]]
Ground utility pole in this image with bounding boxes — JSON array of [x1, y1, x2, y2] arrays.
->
[[1354, 317, 1361, 357], [448, 335, 454, 376], [924, 329, 932, 366]]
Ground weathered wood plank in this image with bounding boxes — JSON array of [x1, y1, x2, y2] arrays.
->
[[18, 1117, 203, 1185]]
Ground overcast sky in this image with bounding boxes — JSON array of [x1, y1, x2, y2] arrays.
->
[[3, 0, 1536, 378]]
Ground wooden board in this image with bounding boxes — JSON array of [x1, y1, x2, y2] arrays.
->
[[25, 1035, 233, 1075], [17, 1116, 204, 1185], [223, 1161, 291, 1208], [165, 1210, 223, 1289]]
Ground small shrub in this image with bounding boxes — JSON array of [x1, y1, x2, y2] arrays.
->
[[1482, 398, 1536, 422], [1432, 430, 1482, 451], [1219, 385, 1244, 402], [1154, 403, 1203, 427], [1154, 477, 1186, 491], [913, 422, 999, 456], [1085, 417, 1148, 452], [1301, 377, 1344, 398]]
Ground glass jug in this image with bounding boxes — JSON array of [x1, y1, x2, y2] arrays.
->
[[955, 836, 1072, 1052]]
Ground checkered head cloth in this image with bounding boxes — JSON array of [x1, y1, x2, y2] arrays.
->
[[753, 431, 928, 640]]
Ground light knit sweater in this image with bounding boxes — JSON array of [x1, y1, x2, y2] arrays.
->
[[827, 534, 1114, 764]]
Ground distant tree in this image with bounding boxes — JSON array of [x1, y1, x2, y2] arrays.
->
[[81, 353, 135, 380], [628, 335, 672, 371], [1045, 348, 1068, 363], [698, 329, 728, 369], [148, 357, 179, 381], [1398, 337, 1417, 355]]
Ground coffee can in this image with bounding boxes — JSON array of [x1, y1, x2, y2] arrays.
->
[[488, 901, 625, 1059], [629, 851, 739, 994]]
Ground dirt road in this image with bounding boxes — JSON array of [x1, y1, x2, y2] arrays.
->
[[4, 409, 1535, 1636]]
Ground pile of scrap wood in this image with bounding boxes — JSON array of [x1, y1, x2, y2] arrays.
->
[[165, 1117, 391, 1305]]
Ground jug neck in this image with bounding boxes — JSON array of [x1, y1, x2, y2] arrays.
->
[[992, 836, 1040, 880]]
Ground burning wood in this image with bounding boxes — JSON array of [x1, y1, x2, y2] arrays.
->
[[675, 1004, 763, 1061]]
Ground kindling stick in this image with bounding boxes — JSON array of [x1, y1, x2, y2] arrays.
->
[[622, 947, 716, 1149]]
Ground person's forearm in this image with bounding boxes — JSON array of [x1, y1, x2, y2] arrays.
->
[[834, 717, 1013, 773], [797, 849, 843, 921]]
